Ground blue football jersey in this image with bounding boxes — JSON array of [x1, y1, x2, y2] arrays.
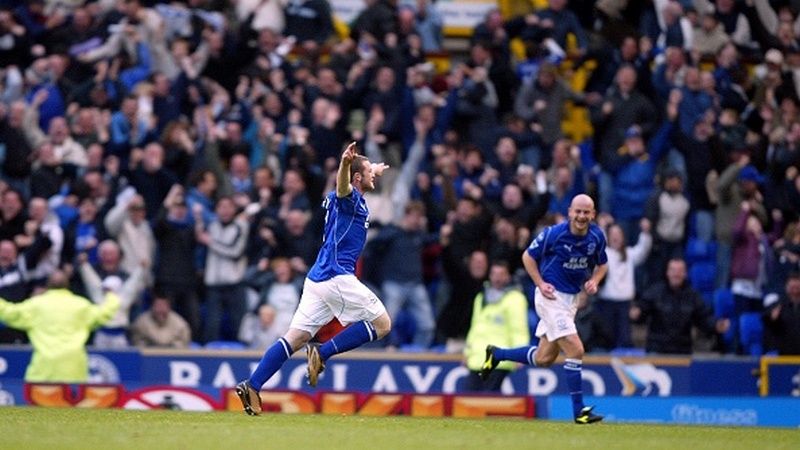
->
[[526, 221, 608, 294], [307, 189, 370, 282]]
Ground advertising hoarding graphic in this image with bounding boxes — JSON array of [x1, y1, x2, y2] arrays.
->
[[610, 357, 671, 396], [547, 396, 800, 427], [121, 387, 218, 411], [0, 347, 764, 397]]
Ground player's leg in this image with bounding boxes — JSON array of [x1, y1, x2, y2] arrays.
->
[[556, 333, 602, 424], [481, 288, 552, 378], [317, 275, 390, 362], [236, 327, 313, 416], [531, 335, 559, 367], [236, 279, 332, 413], [249, 327, 314, 389]]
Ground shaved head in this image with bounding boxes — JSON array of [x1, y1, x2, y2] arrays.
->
[[568, 194, 596, 235], [570, 194, 595, 210]]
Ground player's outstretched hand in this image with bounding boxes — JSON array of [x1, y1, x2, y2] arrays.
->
[[371, 162, 389, 177], [539, 282, 557, 300]]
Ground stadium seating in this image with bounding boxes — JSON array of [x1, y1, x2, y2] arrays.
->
[[713, 288, 735, 318], [713, 288, 737, 350], [739, 313, 764, 356], [684, 238, 717, 265], [688, 262, 716, 303]]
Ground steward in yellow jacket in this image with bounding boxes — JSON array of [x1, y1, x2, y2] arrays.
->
[[464, 261, 529, 391], [0, 270, 119, 382]]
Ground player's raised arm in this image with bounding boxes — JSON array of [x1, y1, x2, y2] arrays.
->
[[337, 142, 357, 198]]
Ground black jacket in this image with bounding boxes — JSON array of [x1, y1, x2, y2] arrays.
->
[[153, 208, 196, 286], [764, 300, 800, 355], [636, 281, 718, 354]]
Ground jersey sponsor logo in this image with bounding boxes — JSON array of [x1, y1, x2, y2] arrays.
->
[[562, 257, 589, 270]]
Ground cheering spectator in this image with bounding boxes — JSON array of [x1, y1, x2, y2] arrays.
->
[[631, 258, 729, 354], [129, 142, 178, 220], [645, 170, 691, 283], [514, 63, 591, 148], [591, 65, 657, 213], [284, 0, 334, 47], [0, 236, 52, 343], [103, 188, 155, 279], [154, 185, 200, 339], [196, 196, 250, 343], [715, 157, 768, 288], [239, 257, 302, 350], [764, 273, 800, 355], [131, 294, 191, 348], [729, 202, 782, 344], [370, 201, 436, 348], [0, 270, 119, 382], [0, 189, 26, 242], [597, 219, 652, 349], [62, 196, 102, 266], [78, 246, 147, 348]]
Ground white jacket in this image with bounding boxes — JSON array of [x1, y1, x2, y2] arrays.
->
[[598, 232, 652, 302]]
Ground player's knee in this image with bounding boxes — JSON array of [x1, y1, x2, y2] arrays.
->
[[284, 328, 312, 352], [535, 353, 556, 368], [372, 314, 392, 339], [563, 344, 585, 360]]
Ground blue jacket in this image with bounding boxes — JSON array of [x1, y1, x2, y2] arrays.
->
[[612, 121, 672, 221]]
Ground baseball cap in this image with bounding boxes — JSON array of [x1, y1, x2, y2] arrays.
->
[[624, 125, 643, 140], [765, 49, 784, 66], [738, 165, 764, 184]]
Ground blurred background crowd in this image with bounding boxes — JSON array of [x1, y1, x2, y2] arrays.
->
[[1, 0, 799, 357]]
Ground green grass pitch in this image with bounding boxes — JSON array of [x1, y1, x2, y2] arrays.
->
[[2, 407, 797, 450]]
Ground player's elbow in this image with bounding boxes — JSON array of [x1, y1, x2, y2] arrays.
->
[[521, 251, 531, 266]]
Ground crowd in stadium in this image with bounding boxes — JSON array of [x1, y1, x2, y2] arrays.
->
[[0, 0, 799, 356]]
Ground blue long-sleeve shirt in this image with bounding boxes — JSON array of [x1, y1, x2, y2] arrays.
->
[[119, 43, 152, 92], [612, 121, 673, 221], [400, 87, 458, 160]]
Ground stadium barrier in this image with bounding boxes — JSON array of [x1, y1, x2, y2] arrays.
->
[[1, 347, 799, 426], [3, 347, 795, 397]]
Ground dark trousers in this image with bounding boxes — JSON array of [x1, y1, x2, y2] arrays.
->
[[203, 283, 246, 343], [594, 299, 633, 348], [161, 282, 201, 342]]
